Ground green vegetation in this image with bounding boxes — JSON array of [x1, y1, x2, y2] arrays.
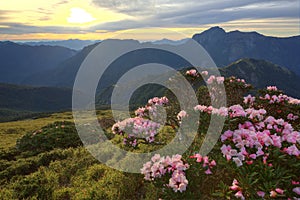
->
[[0, 72, 299, 199]]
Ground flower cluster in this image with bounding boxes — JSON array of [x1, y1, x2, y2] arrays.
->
[[289, 97, 300, 105], [229, 76, 245, 83], [194, 104, 266, 119], [230, 179, 287, 199], [287, 113, 299, 121], [258, 86, 300, 106], [137, 70, 300, 197], [140, 154, 189, 192], [221, 114, 300, 167], [186, 69, 198, 77], [207, 75, 224, 84], [267, 86, 278, 91], [112, 96, 169, 147], [228, 76, 251, 88], [189, 154, 216, 174], [112, 117, 161, 146], [135, 96, 169, 118], [243, 94, 255, 105], [260, 93, 290, 104], [185, 69, 209, 78]]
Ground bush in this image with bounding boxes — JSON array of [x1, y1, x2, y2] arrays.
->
[[16, 121, 82, 155]]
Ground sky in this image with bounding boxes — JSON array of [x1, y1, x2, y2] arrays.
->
[[0, 0, 299, 41]]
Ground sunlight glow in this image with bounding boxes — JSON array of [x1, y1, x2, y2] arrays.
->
[[67, 8, 95, 24]]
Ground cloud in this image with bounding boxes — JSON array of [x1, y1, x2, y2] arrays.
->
[[91, 0, 299, 29], [0, 0, 299, 37], [0, 22, 83, 35], [0, 10, 16, 21]]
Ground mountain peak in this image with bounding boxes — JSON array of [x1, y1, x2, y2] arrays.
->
[[192, 26, 226, 40], [203, 26, 226, 35]]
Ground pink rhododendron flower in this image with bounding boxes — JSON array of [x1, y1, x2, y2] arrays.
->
[[186, 69, 198, 77], [275, 188, 284, 194], [204, 168, 212, 174], [221, 144, 233, 160], [244, 94, 256, 105], [207, 75, 215, 84], [177, 110, 188, 121], [287, 113, 299, 121], [267, 86, 278, 91], [232, 179, 239, 185], [293, 187, 300, 195], [292, 180, 300, 185], [190, 154, 216, 174], [235, 191, 245, 200], [233, 157, 243, 167], [289, 97, 300, 105], [229, 105, 246, 118], [201, 71, 208, 76], [230, 184, 239, 191], [285, 144, 300, 156], [221, 130, 233, 142], [270, 190, 277, 197], [216, 76, 225, 84], [257, 191, 265, 197], [190, 153, 202, 163]]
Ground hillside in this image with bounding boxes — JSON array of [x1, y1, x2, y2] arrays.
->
[[192, 27, 300, 75], [22, 43, 98, 87], [23, 41, 191, 89], [0, 41, 76, 84], [220, 58, 300, 97], [2, 58, 299, 122], [0, 75, 299, 199], [96, 58, 300, 107], [0, 83, 72, 121]]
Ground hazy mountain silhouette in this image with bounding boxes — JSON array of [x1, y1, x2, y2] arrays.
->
[[22, 43, 99, 87], [23, 40, 193, 90], [0, 41, 76, 84], [21, 39, 101, 50]]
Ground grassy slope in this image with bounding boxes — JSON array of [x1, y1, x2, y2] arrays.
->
[[0, 112, 73, 150]]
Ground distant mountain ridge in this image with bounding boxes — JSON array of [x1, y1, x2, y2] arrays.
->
[[20, 39, 101, 50], [0, 41, 76, 84], [192, 26, 300, 75]]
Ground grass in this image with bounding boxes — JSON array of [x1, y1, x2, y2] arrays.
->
[[0, 110, 116, 150]]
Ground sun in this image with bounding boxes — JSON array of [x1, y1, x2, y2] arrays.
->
[[67, 7, 96, 24]]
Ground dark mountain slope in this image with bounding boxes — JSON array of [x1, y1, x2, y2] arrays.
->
[[22, 43, 98, 87], [0, 83, 72, 112], [220, 58, 300, 98]]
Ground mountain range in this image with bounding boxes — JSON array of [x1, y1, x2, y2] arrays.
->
[[2, 57, 299, 117], [0, 27, 299, 120], [1, 27, 299, 88]]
